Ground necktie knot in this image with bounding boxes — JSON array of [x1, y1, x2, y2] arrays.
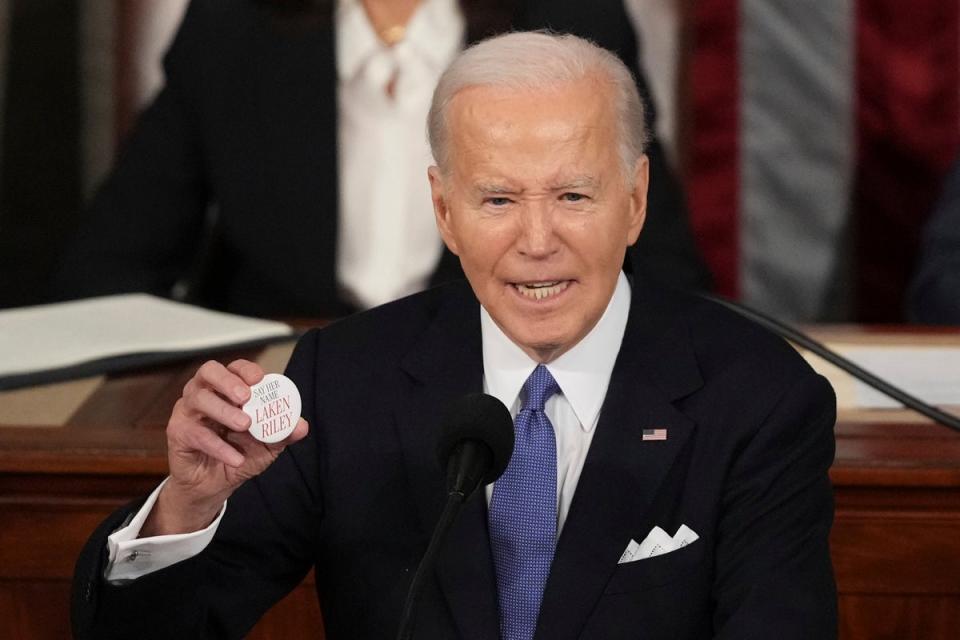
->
[[521, 365, 560, 413]]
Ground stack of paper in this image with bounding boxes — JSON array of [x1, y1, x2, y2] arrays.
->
[[0, 294, 294, 390], [801, 343, 960, 411]]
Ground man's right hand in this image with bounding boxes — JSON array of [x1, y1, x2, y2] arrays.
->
[[141, 359, 309, 537]]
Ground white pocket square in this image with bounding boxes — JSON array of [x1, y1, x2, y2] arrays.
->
[[618, 524, 699, 564]]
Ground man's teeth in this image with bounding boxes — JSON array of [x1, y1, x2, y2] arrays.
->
[[514, 281, 569, 300]]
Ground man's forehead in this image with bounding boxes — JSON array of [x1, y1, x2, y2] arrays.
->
[[471, 174, 602, 193], [448, 93, 613, 158], [448, 80, 613, 129], [443, 80, 621, 186]]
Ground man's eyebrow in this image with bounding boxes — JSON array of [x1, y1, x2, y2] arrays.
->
[[474, 183, 520, 195], [552, 176, 599, 190]]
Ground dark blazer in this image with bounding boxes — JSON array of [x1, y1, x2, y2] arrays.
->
[[51, 0, 710, 317], [73, 278, 837, 639], [908, 154, 960, 324]]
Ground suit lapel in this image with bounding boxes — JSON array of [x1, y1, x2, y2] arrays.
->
[[536, 283, 704, 639], [394, 285, 500, 639]]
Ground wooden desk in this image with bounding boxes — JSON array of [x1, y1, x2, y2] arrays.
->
[[1, 331, 959, 639]]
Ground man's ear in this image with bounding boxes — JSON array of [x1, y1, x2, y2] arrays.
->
[[626, 154, 649, 245], [428, 165, 460, 255]]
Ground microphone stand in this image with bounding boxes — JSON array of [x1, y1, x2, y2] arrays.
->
[[397, 437, 498, 639], [396, 491, 465, 640], [704, 294, 960, 433]]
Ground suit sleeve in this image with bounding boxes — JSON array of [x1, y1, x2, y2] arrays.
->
[[71, 329, 325, 640], [712, 373, 838, 639], [51, 0, 211, 301], [907, 154, 960, 324]]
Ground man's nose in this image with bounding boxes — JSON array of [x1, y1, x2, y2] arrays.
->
[[515, 201, 559, 258]]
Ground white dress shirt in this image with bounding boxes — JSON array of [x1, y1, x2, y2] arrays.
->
[[335, 0, 464, 309], [105, 477, 228, 582], [481, 272, 632, 533], [104, 273, 632, 580]]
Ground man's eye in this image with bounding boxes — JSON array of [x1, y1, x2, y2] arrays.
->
[[485, 197, 512, 207], [561, 192, 588, 202]]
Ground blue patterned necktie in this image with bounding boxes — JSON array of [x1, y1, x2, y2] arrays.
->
[[489, 364, 560, 640]]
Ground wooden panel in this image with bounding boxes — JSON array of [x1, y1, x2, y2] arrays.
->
[[838, 595, 960, 640], [833, 416, 960, 487], [0, 581, 323, 640], [0, 376, 103, 427], [0, 476, 325, 638], [67, 365, 183, 430], [0, 427, 167, 474], [0, 581, 72, 640], [248, 584, 324, 639], [832, 512, 960, 595], [1, 330, 959, 638], [0, 506, 114, 580]]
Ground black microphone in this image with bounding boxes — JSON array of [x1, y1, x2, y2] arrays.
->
[[436, 393, 515, 502], [396, 393, 514, 640]]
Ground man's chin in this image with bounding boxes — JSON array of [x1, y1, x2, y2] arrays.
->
[[529, 343, 566, 363], [512, 333, 569, 363]]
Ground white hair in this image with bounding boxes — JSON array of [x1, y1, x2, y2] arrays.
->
[[427, 31, 649, 178]]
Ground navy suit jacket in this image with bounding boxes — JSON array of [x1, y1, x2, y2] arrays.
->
[[51, 0, 711, 317], [72, 278, 837, 639]]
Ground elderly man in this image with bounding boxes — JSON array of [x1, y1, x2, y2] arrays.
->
[[73, 32, 837, 640]]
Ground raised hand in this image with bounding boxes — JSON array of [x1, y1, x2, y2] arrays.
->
[[141, 359, 308, 536]]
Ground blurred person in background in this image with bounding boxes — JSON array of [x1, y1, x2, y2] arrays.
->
[[908, 153, 960, 325], [51, 0, 710, 318]]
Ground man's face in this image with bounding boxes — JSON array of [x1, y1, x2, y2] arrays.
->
[[429, 77, 648, 362]]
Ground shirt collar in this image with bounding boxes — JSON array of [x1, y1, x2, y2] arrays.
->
[[335, 0, 464, 83], [481, 272, 632, 431]]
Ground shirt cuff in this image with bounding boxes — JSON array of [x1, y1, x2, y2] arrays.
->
[[104, 477, 227, 583]]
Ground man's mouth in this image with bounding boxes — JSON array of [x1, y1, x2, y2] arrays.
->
[[511, 280, 571, 301]]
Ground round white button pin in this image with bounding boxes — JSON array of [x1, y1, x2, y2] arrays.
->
[[242, 373, 302, 443]]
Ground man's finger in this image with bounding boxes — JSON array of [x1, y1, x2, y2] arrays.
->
[[227, 359, 265, 387], [181, 377, 197, 398], [185, 423, 246, 468], [287, 418, 309, 444], [195, 359, 251, 405], [184, 388, 252, 432]]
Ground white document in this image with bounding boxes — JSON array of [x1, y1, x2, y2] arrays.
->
[[619, 524, 700, 564], [0, 294, 293, 380], [837, 346, 960, 409]]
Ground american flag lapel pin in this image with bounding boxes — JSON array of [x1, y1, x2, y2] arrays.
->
[[642, 428, 668, 441]]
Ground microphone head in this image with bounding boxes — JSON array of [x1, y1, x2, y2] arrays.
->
[[436, 393, 514, 485]]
